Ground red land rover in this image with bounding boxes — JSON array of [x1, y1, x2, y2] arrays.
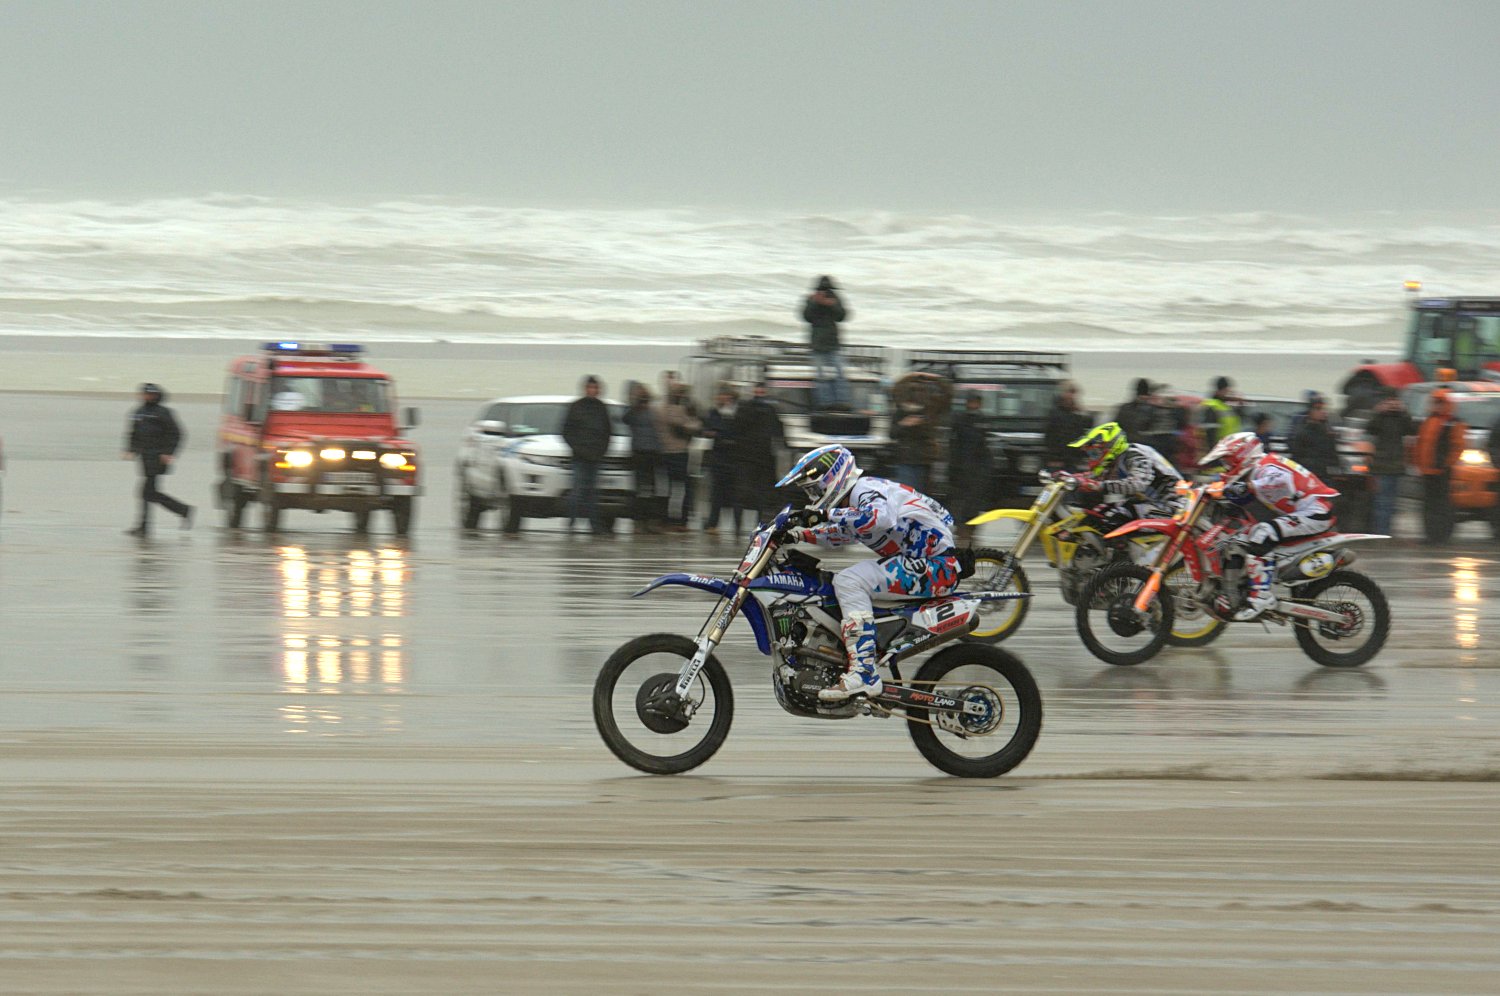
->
[[217, 342, 421, 534]]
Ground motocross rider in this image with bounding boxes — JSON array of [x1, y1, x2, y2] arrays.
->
[[1062, 421, 1183, 529], [1200, 431, 1339, 621], [776, 444, 961, 702]]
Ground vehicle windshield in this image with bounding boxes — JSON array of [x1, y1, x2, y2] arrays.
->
[[1243, 400, 1305, 437], [1408, 311, 1500, 379], [481, 401, 628, 436], [1402, 387, 1500, 429], [270, 377, 390, 414], [765, 378, 885, 415], [955, 382, 1057, 420]]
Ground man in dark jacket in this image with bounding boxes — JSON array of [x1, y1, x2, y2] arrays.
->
[[1290, 397, 1339, 480], [1365, 388, 1413, 536], [1043, 381, 1093, 470], [801, 275, 851, 410], [123, 382, 191, 536], [562, 375, 614, 535], [1114, 378, 1156, 440], [948, 392, 994, 543], [732, 381, 787, 524], [701, 384, 742, 535]]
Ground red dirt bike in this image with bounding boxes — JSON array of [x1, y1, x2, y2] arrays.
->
[[1074, 479, 1391, 667]]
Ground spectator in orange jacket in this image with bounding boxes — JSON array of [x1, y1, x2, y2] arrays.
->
[[1412, 389, 1467, 543]]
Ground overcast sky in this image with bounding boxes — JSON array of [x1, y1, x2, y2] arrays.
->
[[1, 0, 1496, 212]]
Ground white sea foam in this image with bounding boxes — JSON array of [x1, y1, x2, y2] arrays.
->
[[1, 196, 1495, 350]]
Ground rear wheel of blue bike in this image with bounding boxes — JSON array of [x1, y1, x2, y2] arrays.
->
[[593, 633, 734, 774], [906, 644, 1042, 777]]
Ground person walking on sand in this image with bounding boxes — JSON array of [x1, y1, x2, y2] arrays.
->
[[802, 275, 851, 410], [123, 382, 192, 537], [561, 374, 613, 535]]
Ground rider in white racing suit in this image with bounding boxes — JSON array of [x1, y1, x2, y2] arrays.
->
[[1202, 431, 1339, 620], [776, 445, 961, 702]]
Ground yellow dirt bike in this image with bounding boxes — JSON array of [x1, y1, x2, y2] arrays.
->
[[962, 472, 1226, 647]]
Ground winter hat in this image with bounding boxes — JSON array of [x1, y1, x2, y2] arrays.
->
[[815, 275, 837, 291]]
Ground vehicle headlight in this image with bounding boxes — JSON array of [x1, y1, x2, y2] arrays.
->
[[1459, 448, 1490, 467], [380, 452, 410, 470], [320, 447, 346, 461], [284, 449, 314, 468]]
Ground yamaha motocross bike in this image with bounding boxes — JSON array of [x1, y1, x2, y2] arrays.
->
[[593, 507, 1042, 778], [965, 472, 1224, 647], [1075, 478, 1391, 667]]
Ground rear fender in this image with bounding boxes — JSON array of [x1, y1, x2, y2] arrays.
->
[[967, 508, 1036, 527], [1104, 517, 1178, 540], [632, 573, 773, 655]]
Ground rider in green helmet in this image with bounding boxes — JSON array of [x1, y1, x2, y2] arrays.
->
[[1062, 421, 1184, 529]]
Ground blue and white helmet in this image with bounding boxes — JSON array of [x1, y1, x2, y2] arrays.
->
[[777, 445, 862, 510]]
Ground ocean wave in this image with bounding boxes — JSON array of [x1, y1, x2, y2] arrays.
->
[[0, 196, 1495, 349]]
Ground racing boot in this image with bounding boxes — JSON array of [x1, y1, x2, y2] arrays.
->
[[1233, 555, 1277, 621], [820, 613, 882, 702]]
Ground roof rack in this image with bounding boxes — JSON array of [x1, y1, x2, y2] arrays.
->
[[695, 335, 889, 371], [905, 349, 1069, 374]]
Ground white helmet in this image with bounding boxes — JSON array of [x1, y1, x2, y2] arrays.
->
[[776, 445, 862, 510], [1199, 431, 1265, 483]]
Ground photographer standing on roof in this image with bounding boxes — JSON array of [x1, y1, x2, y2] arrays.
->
[[122, 382, 192, 537], [801, 275, 852, 410]]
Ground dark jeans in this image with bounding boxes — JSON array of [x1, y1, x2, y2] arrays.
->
[[631, 451, 662, 527], [138, 463, 188, 529], [704, 463, 742, 532], [1372, 473, 1402, 536], [567, 458, 603, 530], [662, 452, 693, 525], [1422, 472, 1453, 543]]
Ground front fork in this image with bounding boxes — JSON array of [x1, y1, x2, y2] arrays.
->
[[674, 587, 746, 698]]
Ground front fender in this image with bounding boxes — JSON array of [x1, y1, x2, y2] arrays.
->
[[631, 573, 774, 655], [1104, 517, 1179, 540], [967, 508, 1037, 527], [633, 572, 735, 599]]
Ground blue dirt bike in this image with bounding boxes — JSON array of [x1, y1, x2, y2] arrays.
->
[[592, 507, 1042, 777]]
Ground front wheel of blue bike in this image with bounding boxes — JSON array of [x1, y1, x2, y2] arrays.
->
[[593, 633, 735, 774]]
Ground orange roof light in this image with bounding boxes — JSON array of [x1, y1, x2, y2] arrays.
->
[[1403, 279, 1422, 292], [1437, 367, 1457, 382]]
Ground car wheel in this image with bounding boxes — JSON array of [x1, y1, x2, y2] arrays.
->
[[392, 496, 414, 536], [456, 465, 484, 530], [498, 470, 523, 535]]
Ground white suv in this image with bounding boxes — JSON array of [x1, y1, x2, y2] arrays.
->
[[456, 395, 634, 533]]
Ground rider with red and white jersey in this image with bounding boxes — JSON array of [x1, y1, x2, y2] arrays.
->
[[777, 445, 960, 702], [1063, 421, 1183, 528], [1201, 431, 1339, 620]]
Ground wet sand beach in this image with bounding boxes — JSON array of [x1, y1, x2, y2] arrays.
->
[[1, 392, 1497, 993]]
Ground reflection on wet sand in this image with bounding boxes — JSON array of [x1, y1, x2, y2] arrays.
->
[[1452, 556, 1481, 664], [275, 543, 408, 734]]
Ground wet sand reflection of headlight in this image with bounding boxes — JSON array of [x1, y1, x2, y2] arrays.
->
[[275, 546, 408, 734], [1452, 557, 1480, 658]]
